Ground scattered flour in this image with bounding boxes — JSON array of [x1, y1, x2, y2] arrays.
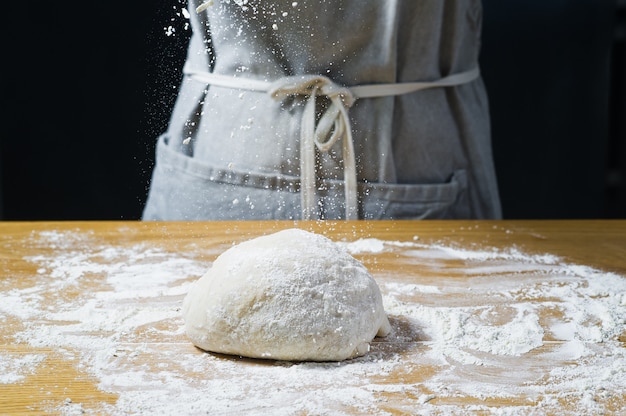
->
[[0, 353, 45, 384], [1, 230, 625, 415]]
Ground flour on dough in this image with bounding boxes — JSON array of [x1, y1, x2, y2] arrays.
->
[[182, 228, 391, 361]]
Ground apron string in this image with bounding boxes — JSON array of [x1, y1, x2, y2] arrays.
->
[[268, 75, 357, 220], [183, 63, 480, 220]]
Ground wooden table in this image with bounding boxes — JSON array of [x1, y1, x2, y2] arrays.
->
[[1, 220, 625, 415]]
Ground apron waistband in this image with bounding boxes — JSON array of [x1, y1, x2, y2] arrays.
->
[[183, 63, 480, 220]]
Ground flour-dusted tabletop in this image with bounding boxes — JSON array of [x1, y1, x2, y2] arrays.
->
[[1, 220, 625, 415]]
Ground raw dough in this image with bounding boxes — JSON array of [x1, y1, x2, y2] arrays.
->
[[182, 228, 391, 361]]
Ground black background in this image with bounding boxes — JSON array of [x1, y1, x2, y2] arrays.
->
[[1, 0, 624, 220]]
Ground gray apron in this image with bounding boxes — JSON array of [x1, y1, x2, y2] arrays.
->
[[143, 0, 502, 220]]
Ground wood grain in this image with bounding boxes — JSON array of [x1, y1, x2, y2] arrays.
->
[[1, 220, 625, 414]]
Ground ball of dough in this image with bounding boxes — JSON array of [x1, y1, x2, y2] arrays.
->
[[182, 228, 391, 362]]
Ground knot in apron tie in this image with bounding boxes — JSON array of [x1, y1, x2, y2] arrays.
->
[[183, 63, 480, 220], [269, 75, 358, 220]]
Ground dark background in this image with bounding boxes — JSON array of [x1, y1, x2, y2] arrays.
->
[[1, 0, 625, 220]]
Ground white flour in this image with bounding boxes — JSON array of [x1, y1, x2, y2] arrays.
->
[[0, 353, 45, 384], [1, 228, 625, 415]]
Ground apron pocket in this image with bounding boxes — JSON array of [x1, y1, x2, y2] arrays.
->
[[146, 135, 468, 220], [358, 170, 469, 219]]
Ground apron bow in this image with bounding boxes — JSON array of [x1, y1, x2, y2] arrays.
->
[[269, 75, 358, 220]]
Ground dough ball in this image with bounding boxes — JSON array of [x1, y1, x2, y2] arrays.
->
[[182, 228, 391, 361]]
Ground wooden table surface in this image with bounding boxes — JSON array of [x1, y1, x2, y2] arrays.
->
[[1, 220, 625, 415]]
